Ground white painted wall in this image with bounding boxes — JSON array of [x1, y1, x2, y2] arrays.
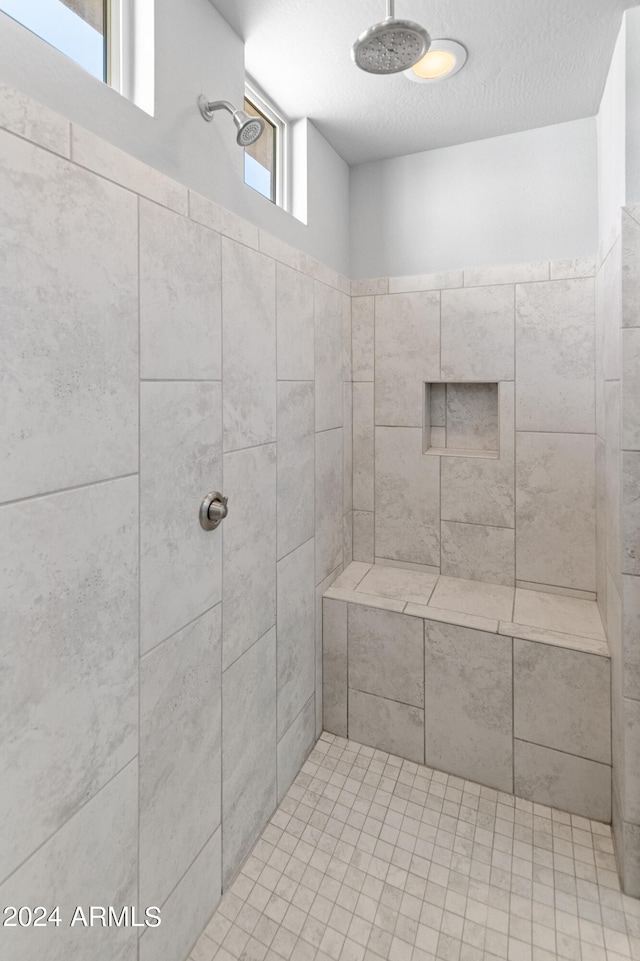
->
[[625, 8, 640, 210], [598, 21, 627, 247], [0, 0, 350, 273], [349, 119, 598, 279]]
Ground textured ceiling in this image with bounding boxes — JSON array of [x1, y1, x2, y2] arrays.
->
[[209, 0, 637, 166]]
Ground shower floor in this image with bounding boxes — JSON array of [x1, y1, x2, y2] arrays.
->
[[187, 734, 640, 961]]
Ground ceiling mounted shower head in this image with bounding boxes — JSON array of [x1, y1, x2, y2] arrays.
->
[[198, 96, 265, 146], [352, 0, 430, 75]]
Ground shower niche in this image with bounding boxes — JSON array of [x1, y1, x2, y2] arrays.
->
[[424, 382, 499, 458]]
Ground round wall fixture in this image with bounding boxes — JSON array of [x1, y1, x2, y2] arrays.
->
[[404, 39, 467, 83]]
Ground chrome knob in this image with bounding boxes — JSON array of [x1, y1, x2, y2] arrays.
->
[[199, 491, 228, 531]]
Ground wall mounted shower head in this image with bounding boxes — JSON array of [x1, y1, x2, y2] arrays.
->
[[198, 96, 265, 146], [352, 0, 430, 75]]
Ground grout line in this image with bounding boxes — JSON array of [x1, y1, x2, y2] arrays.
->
[[0, 472, 138, 509], [514, 736, 612, 767], [136, 193, 142, 946], [140, 602, 222, 661]]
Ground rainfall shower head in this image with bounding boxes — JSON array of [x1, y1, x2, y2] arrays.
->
[[352, 0, 430, 74], [198, 97, 265, 146]]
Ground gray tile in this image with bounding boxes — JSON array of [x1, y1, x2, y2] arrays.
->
[[140, 607, 222, 908], [441, 383, 515, 529], [222, 238, 276, 451], [351, 277, 388, 296], [140, 382, 222, 654], [0, 132, 138, 503], [389, 270, 463, 293], [140, 829, 221, 961], [441, 285, 514, 381], [353, 511, 374, 563], [322, 599, 348, 737], [513, 588, 605, 639], [332, 562, 372, 590], [140, 199, 221, 380], [317, 569, 343, 738], [348, 606, 424, 707], [353, 383, 374, 512], [315, 282, 344, 432], [514, 639, 610, 764], [514, 740, 611, 821], [516, 278, 595, 433], [343, 382, 353, 514], [429, 576, 514, 621], [260, 231, 306, 272], [441, 521, 515, 586], [190, 191, 258, 249], [277, 695, 316, 803], [550, 257, 596, 280], [356, 565, 438, 606], [500, 622, 608, 657], [445, 383, 499, 452], [0, 82, 70, 155], [375, 292, 440, 427], [0, 762, 137, 961], [277, 539, 316, 738], [343, 288, 352, 381], [622, 328, 640, 450], [516, 431, 596, 593], [343, 511, 353, 566], [623, 209, 640, 329], [352, 296, 374, 381], [624, 697, 640, 824], [464, 262, 549, 287], [325, 587, 406, 612], [375, 427, 440, 567], [429, 384, 447, 428], [0, 479, 138, 879], [603, 236, 622, 381], [623, 575, 640, 699], [223, 444, 276, 670], [623, 451, 640, 574], [316, 428, 344, 583], [276, 263, 314, 381], [606, 380, 622, 595], [222, 629, 277, 886], [277, 382, 315, 559], [348, 690, 424, 764], [408, 604, 499, 634], [424, 623, 513, 792]]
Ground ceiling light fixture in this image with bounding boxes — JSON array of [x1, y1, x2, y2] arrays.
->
[[404, 39, 467, 83]]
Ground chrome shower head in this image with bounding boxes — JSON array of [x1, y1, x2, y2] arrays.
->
[[198, 96, 265, 146], [352, 0, 430, 74]]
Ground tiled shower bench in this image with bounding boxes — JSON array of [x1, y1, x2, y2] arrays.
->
[[322, 562, 611, 821]]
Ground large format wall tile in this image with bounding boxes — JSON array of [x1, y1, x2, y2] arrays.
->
[[223, 444, 276, 669], [0, 478, 138, 880], [624, 575, 640, 699], [140, 607, 222, 909], [375, 427, 440, 567], [277, 382, 314, 559], [353, 510, 374, 563], [277, 539, 316, 739], [316, 428, 344, 582], [375, 292, 440, 427], [322, 599, 347, 736], [344, 383, 353, 515], [140, 199, 221, 380], [514, 640, 610, 764], [623, 452, 640, 575], [222, 629, 276, 886], [441, 285, 514, 381], [140, 828, 221, 961], [0, 82, 70, 156], [349, 606, 424, 707], [603, 237, 622, 381], [424, 622, 513, 792], [514, 740, 611, 821], [623, 210, 640, 329], [606, 381, 622, 594], [516, 432, 596, 592], [276, 263, 314, 381], [348, 689, 424, 764], [222, 238, 276, 451], [441, 521, 515, 585], [352, 296, 374, 382], [353, 383, 374, 511], [623, 328, 640, 450], [315, 282, 344, 432], [277, 695, 316, 802], [0, 762, 138, 961], [515, 278, 595, 433], [0, 131, 138, 503], [464, 262, 549, 287], [441, 383, 515, 529], [140, 382, 222, 654]]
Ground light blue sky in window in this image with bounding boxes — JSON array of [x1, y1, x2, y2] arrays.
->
[[0, 0, 104, 79], [244, 153, 272, 202]]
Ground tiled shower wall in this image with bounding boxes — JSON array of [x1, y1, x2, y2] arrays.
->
[[596, 206, 640, 896], [0, 86, 352, 961], [351, 260, 598, 596]]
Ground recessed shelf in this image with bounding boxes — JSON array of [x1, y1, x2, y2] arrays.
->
[[424, 382, 499, 458]]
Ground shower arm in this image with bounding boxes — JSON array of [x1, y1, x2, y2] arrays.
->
[[387, 0, 395, 17], [198, 99, 236, 122]]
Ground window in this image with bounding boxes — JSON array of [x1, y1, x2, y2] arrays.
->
[[0, 0, 154, 114], [244, 84, 286, 208]]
